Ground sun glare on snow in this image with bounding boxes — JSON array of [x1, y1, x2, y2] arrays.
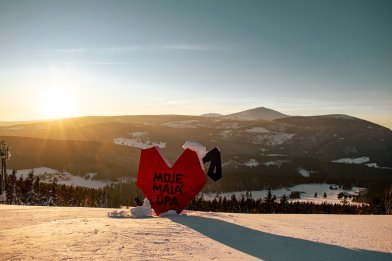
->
[[40, 90, 76, 119]]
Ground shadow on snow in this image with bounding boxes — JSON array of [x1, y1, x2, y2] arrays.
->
[[169, 215, 392, 261]]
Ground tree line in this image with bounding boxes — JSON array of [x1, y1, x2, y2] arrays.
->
[[3, 170, 391, 214], [3, 169, 136, 208], [188, 190, 390, 214]]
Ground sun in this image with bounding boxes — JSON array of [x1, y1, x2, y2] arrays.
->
[[40, 90, 76, 119]]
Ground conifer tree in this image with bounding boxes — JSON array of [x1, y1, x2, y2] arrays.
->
[[264, 188, 275, 213], [280, 194, 289, 213]]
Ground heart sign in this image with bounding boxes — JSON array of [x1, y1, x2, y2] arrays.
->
[[136, 147, 207, 215]]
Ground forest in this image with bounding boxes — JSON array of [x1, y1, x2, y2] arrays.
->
[[2, 169, 391, 214]]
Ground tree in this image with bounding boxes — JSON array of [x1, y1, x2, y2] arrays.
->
[[323, 192, 327, 198], [264, 188, 276, 213], [280, 194, 289, 213], [45, 178, 58, 206], [384, 186, 392, 215], [25, 170, 38, 205], [314, 192, 318, 198], [7, 169, 20, 204]]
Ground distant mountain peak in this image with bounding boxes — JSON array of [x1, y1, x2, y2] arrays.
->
[[222, 107, 289, 121]]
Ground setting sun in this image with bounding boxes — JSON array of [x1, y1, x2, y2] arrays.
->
[[40, 90, 76, 119]]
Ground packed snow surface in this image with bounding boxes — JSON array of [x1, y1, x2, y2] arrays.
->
[[332, 157, 370, 164], [1, 205, 391, 260]]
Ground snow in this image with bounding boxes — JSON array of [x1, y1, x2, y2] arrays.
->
[[263, 160, 289, 167], [366, 163, 392, 169], [219, 129, 233, 139], [243, 159, 260, 168], [114, 137, 167, 149], [161, 120, 200, 128], [250, 133, 295, 146], [222, 160, 242, 169], [1, 205, 391, 260], [130, 198, 153, 218], [265, 153, 287, 156], [216, 122, 239, 129], [203, 184, 366, 205], [222, 107, 288, 121], [222, 159, 260, 168], [246, 127, 270, 133], [332, 157, 370, 164], [9, 167, 111, 189], [297, 168, 315, 178], [321, 114, 356, 120], [182, 140, 207, 169]]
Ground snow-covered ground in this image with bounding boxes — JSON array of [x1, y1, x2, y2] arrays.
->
[[203, 183, 366, 205], [243, 159, 260, 168], [297, 167, 317, 178], [250, 133, 295, 146], [114, 131, 167, 149], [246, 127, 270, 133], [332, 157, 370, 164], [7, 167, 113, 189], [366, 163, 392, 169], [263, 159, 289, 167], [0, 205, 391, 260], [219, 129, 233, 139]]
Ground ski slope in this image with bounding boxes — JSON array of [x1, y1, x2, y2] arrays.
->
[[0, 205, 391, 260]]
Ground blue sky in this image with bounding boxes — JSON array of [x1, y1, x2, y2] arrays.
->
[[0, 0, 391, 128]]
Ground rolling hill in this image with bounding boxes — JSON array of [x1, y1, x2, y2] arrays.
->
[[1, 107, 391, 192]]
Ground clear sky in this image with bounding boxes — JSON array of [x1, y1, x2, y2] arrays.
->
[[0, 0, 391, 128]]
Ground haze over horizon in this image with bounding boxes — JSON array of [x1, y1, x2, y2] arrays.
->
[[1, 0, 391, 128]]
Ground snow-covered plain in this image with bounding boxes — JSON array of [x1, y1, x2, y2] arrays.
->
[[0, 205, 391, 260]]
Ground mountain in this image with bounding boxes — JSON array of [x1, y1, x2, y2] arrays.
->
[[0, 107, 391, 192], [221, 107, 288, 121]]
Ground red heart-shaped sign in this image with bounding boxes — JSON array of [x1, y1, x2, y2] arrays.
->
[[136, 147, 207, 215]]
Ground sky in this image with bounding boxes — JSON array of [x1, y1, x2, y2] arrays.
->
[[0, 0, 391, 128]]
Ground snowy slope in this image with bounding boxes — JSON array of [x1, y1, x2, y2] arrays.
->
[[0, 205, 391, 260]]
